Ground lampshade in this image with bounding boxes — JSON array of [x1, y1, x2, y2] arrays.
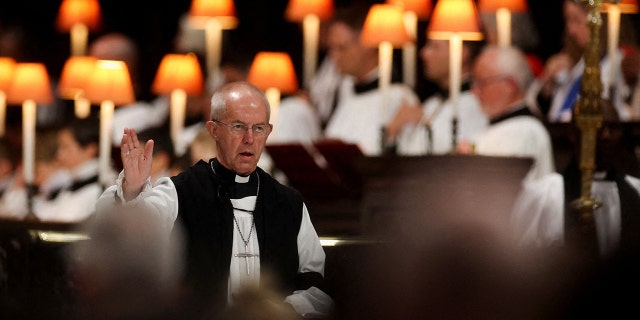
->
[[0, 58, 16, 92], [58, 56, 97, 98], [55, 0, 102, 31], [285, 0, 334, 21], [6, 63, 53, 105], [152, 53, 204, 95], [247, 52, 298, 94], [361, 4, 413, 47], [478, 0, 528, 13], [386, 0, 433, 19], [428, 0, 484, 40], [0, 58, 16, 138], [600, 0, 638, 13], [84, 60, 135, 106], [189, 0, 238, 29]]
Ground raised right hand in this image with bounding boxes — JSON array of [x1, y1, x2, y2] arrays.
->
[[120, 128, 154, 201]]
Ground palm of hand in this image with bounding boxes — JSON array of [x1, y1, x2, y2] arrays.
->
[[120, 128, 154, 200]]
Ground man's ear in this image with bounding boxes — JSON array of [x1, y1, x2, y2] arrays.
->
[[206, 121, 217, 139]]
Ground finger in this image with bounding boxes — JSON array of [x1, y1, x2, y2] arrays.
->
[[121, 143, 130, 157], [130, 128, 141, 149], [144, 139, 155, 160], [123, 128, 136, 151]]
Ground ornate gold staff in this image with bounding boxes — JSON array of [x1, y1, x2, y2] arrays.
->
[[571, 0, 605, 252]]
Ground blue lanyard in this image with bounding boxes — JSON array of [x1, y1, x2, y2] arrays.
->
[[557, 75, 582, 121]]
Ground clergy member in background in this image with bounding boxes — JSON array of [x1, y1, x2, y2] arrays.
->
[[322, 3, 419, 156], [528, 0, 632, 122], [388, 36, 488, 155], [0, 128, 72, 219], [458, 45, 554, 182], [36, 117, 108, 222], [0, 138, 21, 219]]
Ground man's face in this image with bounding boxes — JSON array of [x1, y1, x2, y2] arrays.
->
[[564, 1, 590, 49], [327, 22, 367, 77], [471, 52, 515, 119], [206, 91, 271, 176], [420, 39, 450, 86], [56, 129, 95, 170]]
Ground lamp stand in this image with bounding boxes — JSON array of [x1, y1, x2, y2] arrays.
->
[[448, 33, 463, 151]]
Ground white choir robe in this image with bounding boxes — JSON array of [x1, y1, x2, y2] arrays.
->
[[396, 91, 488, 155], [325, 75, 420, 156], [510, 173, 640, 257], [35, 160, 104, 222], [473, 115, 555, 182], [0, 169, 72, 219], [267, 95, 322, 145], [97, 171, 334, 318]]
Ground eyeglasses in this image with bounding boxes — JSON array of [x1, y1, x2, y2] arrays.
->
[[471, 74, 511, 89], [213, 119, 271, 137]]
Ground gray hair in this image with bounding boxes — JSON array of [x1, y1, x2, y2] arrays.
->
[[481, 45, 533, 92], [209, 81, 271, 121]]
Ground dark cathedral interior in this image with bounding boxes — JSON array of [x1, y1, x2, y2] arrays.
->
[[1, 0, 640, 319]]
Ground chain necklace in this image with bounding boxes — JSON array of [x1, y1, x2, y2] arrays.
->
[[210, 160, 260, 274]]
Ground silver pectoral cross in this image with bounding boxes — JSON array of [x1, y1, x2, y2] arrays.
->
[[235, 244, 259, 275]]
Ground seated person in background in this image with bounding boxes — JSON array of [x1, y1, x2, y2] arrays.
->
[[528, 0, 633, 122], [35, 117, 106, 222], [322, 3, 419, 156], [136, 127, 175, 183], [389, 36, 488, 155], [0, 138, 20, 218], [511, 116, 640, 259], [97, 81, 332, 318], [458, 45, 555, 182], [0, 128, 72, 219]]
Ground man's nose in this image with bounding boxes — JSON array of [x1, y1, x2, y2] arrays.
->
[[242, 128, 254, 143]]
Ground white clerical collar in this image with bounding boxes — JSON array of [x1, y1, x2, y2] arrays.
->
[[235, 175, 250, 183]]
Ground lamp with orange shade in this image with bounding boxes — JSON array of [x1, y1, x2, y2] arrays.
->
[[58, 56, 97, 119], [0, 58, 16, 138], [56, 0, 102, 56], [152, 53, 204, 152], [478, 0, 527, 48], [84, 60, 135, 184], [361, 4, 412, 100], [247, 52, 298, 126], [386, 0, 432, 87], [285, 0, 334, 89], [428, 0, 483, 149], [189, 0, 238, 82], [600, 0, 638, 93], [6, 63, 53, 188]]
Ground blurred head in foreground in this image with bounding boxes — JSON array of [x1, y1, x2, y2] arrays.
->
[[68, 203, 185, 320]]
